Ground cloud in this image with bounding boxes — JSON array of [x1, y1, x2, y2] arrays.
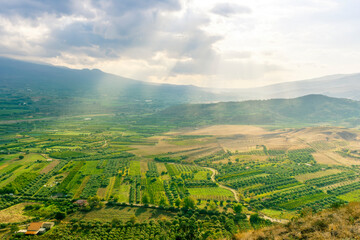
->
[[211, 3, 252, 17], [0, 0, 73, 17], [0, 0, 359, 88], [0, 0, 221, 68]]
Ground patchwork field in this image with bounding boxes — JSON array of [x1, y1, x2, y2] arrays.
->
[[2, 119, 360, 230]]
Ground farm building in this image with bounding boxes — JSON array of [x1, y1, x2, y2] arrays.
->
[[25, 222, 54, 235], [74, 199, 89, 206]]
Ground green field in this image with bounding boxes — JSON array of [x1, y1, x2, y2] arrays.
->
[[0, 114, 359, 239], [338, 189, 360, 202], [189, 187, 233, 198]]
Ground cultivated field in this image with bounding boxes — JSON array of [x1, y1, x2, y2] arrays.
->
[[1, 119, 360, 231]]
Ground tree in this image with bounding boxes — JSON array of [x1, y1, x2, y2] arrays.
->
[[225, 218, 236, 233], [159, 197, 167, 206], [175, 198, 181, 208], [10, 225, 19, 233], [249, 214, 262, 225], [233, 203, 242, 214], [19, 155, 24, 160], [129, 215, 137, 224], [182, 197, 196, 209], [55, 211, 66, 220], [142, 194, 149, 204], [209, 202, 217, 211], [111, 218, 122, 227], [88, 196, 102, 208]]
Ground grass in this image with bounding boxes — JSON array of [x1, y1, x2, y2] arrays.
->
[[188, 187, 233, 197], [67, 205, 175, 222], [338, 189, 360, 202], [0, 203, 35, 223], [295, 169, 342, 182], [129, 160, 141, 176], [81, 161, 103, 175], [280, 193, 329, 210], [117, 184, 130, 203], [74, 176, 90, 199], [40, 159, 60, 174], [194, 171, 210, 180], [105, 176, 116, 200], [261, 209, 297, 220], [97, 187, 107, 199]]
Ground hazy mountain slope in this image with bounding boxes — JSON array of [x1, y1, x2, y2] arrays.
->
[[2, 57, 360, 120], [0, 57, 224, 119], [146, 95, 360, 126], [0, 57, 218, 102], [218, 73, 360, 100]]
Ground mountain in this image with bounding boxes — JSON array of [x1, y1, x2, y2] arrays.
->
[[1, 57, 360, 120], [0, 57, 228, 119], [144, 94, 360, 126], [216, 73, 360, 100]]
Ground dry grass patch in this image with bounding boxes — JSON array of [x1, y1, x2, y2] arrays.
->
[[74, 176, 90, 199], [295, 169, 342, 182], [235, 202, 360, 240], [97, 187, 107, 199], [183, 125, 273, 136], [0, 203, 34, 223], [68, 206, 175, 222], [40, 159, 60, 174]]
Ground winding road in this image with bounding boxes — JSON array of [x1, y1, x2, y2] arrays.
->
[[204, 166, 290, 224], [204, 167, 240, 202]]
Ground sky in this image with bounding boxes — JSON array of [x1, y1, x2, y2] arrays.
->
[[0, 0, 360, 88]]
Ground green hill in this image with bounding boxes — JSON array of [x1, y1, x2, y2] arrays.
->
[[146, 95, 360, 126], [0, 57, 220, 119]]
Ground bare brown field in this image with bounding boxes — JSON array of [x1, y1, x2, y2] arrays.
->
[[323, 151, 360, 166], [312, 152, 341, 165], [131, 138, 200, 156], [0, 203, 34, 223], [183, 125, 274, 136]]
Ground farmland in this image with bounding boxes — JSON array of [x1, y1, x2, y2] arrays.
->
[[2, 116, 360, 238]]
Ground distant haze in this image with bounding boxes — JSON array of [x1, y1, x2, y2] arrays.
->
[[0, 0, 360, 88]]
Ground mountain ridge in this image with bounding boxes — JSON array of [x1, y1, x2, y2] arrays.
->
[[144, 94, 360, 126]]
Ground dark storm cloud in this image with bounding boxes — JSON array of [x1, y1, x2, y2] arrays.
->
[[211, 3, 252, 17]]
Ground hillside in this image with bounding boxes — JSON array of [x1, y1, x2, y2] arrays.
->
[[2, 57, 360, 121], [0, 57, 223, 119], [146, 95, 360, 126], [236, 202, 360, 239], [217, 73, 360, 101]]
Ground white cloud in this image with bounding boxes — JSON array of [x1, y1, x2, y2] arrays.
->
[[0, 0, 360, 88], [211, 3, 252, 17]]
